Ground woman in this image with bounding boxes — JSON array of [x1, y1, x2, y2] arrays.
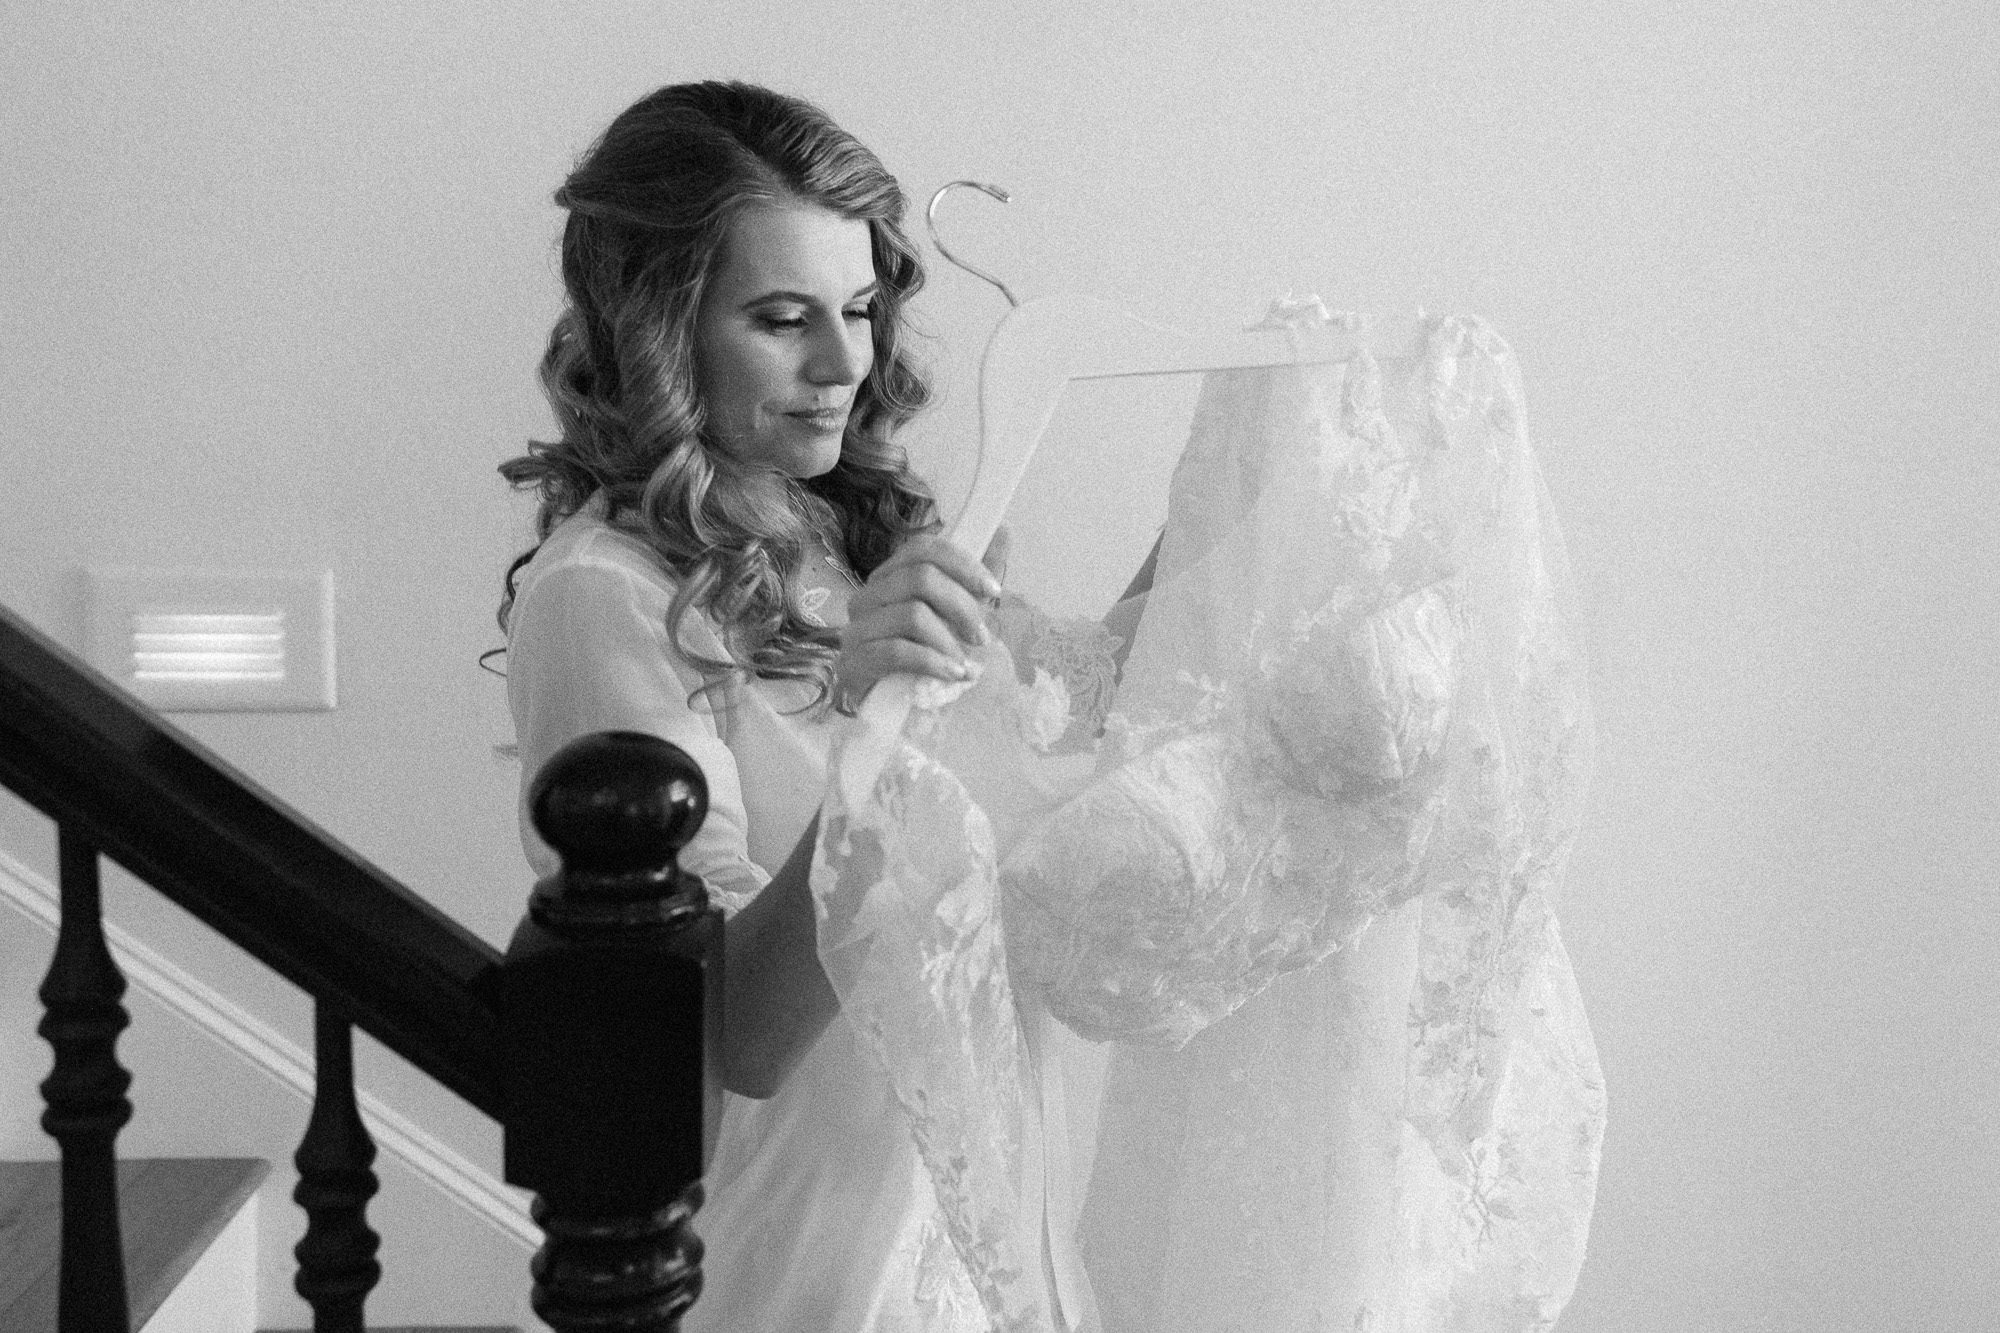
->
[[499, 81, 1003, 1330], [502, 79, 1605, 1333]]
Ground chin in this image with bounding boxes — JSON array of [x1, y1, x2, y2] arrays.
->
[[721, 421, 846, 480], [788, 437, 845, 480]]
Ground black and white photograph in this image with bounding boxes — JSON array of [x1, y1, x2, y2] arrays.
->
[[2, 4, 1993, 1329]]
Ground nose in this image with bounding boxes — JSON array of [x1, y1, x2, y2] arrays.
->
[[806, 319, 870, 387]]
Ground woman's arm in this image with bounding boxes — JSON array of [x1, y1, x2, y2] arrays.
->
[[511, 555, 831, 1098], [718, 813, 835, 1098], [725, 533, 1001, 1096], [510, 534, 999, 1098]]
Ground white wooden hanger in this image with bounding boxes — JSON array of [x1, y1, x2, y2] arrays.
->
[[950, 293, 1430, 553], [926, 180, 1430, 552], [842, 188, 1431, 768]]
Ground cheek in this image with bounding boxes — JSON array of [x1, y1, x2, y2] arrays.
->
[[701, 340, 775, 430]]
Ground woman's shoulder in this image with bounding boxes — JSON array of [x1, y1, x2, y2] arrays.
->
[[509, 504, 738, 665], [530, 502, 666, 573], [516, 505, 679, 605]]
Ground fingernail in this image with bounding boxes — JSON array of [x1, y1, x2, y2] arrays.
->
[[982, 575, 1003, 599], [953, 659, 971, 679], [973, 624, 990, 645]]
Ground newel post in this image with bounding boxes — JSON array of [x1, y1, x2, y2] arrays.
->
[[500, 731, 723, 1333]]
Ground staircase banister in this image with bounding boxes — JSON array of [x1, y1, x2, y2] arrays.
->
[[0, 601, 506, 1117]]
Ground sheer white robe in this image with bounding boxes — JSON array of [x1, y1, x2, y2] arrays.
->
[[507, 507, 990, 1331]]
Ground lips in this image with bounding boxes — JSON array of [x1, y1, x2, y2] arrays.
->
[[787, 406, 849, 432]]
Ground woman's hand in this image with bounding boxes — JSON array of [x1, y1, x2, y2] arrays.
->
[[836, 531, 1006, 709]]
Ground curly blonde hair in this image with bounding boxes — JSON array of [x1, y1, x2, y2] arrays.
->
[[496, 81, 938, 708]]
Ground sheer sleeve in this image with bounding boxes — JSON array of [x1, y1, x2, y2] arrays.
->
[[508, 555, 768, 914]]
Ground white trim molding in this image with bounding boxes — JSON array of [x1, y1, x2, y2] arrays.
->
[[0, 847, 537, 1250]]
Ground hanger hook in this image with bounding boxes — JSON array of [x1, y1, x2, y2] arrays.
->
[[926, 180, 1020, 309]]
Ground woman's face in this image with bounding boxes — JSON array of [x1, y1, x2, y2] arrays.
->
[[695, 202, 878, 479]]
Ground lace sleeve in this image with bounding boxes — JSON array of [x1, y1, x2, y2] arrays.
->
[[989, 592, 1126, 754]]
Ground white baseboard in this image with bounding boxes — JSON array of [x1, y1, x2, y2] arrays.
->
[[0, 847, 537, 1251]]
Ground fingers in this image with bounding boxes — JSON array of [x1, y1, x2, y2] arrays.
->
[[878, 535, 1003, 601], [836, 612, 982, 711], [846, 597, 973, 664], [839, 636, 977, 702], [836, 536, 1003, 700], [855, 539, 999, 649]]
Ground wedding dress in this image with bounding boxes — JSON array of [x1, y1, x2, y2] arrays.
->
[[810, 311, 1605, 1331]]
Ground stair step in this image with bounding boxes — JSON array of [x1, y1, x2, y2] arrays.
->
[[0, 1156, 270, 1332]]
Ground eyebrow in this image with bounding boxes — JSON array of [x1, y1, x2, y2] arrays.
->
[[744, 283, 879, 308]]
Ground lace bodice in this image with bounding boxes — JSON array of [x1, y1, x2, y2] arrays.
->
[[811, 311, 1602, 1331]]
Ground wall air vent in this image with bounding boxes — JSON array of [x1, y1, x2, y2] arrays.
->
[[132, 612, 287, 684], [85, 570, 336, 712]]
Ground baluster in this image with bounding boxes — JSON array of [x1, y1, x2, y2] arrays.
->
[[39, 827, 134, 1333], [501, 731, 721, 1333], [292, 1004, 381, 1332]]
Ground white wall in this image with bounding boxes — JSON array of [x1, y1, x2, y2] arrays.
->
[[2, 2, 1995, 1329]]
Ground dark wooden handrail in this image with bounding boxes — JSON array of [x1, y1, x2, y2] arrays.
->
[[2, 599, 718, 1330], [0, 603, 506, 1114]]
